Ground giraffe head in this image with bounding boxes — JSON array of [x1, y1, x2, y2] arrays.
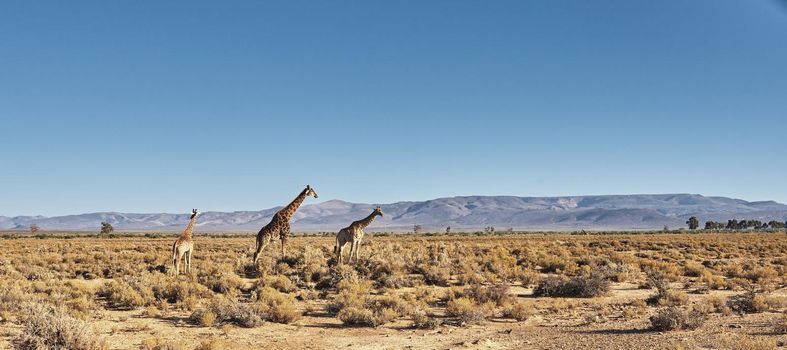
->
[[305, 185, 318, 199], [190, 209, 200, 219], [373, 206, 383, 217]]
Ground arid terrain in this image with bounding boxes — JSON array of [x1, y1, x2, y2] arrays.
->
[[2, 232, 787, 349]]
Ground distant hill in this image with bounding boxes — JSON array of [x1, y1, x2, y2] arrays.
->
[[2, 194, 786, 232]]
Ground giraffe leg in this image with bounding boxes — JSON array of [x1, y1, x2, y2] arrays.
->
[[253, 237, 264, 263], [175, 252, 181, 276], [349, 241, 356, 263], [355, 241, 361, 261], [186, 250, 192, 274], [280, 229, 290, 257], [337, 242, 343, 265], [172, 252, 178, 275]]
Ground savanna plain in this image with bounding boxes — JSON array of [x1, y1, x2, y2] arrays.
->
[[2, 232, 787, 350]]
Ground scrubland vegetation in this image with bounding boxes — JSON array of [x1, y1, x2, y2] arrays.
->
[[1, 232, 787, 349]]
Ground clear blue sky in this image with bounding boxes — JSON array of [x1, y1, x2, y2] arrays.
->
[[1, 1, 786, 216]]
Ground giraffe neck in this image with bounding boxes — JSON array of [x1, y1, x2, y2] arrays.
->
[[181, 216, 196, 240], [353, 212, 379, 229], [279, 189, 308, 220]]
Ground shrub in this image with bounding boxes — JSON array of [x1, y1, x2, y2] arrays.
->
[[15, 303, 106, 350], [316, 265, 359, 290], [463, 284, 511, 306], [67, 295, 99, 318], [503, 300, 533, 321], [141, 336, 183, 350], [329, 279, 405, 327], [445, 297, 494, 325], [370, 294, 413, 316], [698, 270, 726, 290], [257, 275, 298, 293], [645, 271, 687, 306], [596, 262, 639, 283], [533, 273, 609, 298], [726, 289, 784, 314], [192, 338, 248, 350], [192, 309, 216, 327], [254, 287, 301, 324], [649, 307, 706, 331], [457, 263, 485, 286], [773, 314, 787, 335], [141, 274, 212, 306], [142, 305, 161, 318], [337, 307, 374, 326], [537, 255, 577, 274], [97, 280, 147, 309], [337, 306, 397, 327], [325, 278, 373, 315], [189, 297, 263, 328], [698, 295, 729, 315], [520, 269, 540, 287], [683, 261, 705, 277], [198, 267, 244, 295], [379, 272, 418, 289], [744, 266, 778, 285], [420, 265, 450, 286], [719, 335, 778, 350], [410, 308, 442, 329]]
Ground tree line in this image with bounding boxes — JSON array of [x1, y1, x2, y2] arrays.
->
[[28, 221, 115, 234], [685, 216, 786, 230]]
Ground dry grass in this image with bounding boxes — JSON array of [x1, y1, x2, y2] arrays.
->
[[533, 270, 610, 298], [649, 306, 707, 331], [2, 232, 787, 347], [15, 303, 106, 350], [446, 297, 494, 325]]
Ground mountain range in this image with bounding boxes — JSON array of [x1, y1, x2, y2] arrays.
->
[[2, 194, 786, 232]]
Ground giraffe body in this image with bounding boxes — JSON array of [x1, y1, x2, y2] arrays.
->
[[335, 207, 383, 264], [172, 209, 199, 275], [253, 185, 318, 262]]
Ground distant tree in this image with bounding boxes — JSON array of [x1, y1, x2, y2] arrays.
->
[[705, 221, 725, 230], [771, 220, 787, 229], [484, 226, 495, 234], [445, 226, 451, 234], [741, 220, 760, 230], [726, 219, 738, 230], [686, 216, 699, 230], [100, 222, 114, 234], [29, 224, 40, 234], [507, 227, 514, 233], [663, 225, 669, 232], [413, 224, 422, 234]]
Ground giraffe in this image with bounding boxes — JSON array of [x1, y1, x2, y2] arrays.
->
[[172, 209, 199, 276], [252, 185, 318, 263], [334, 206, 383, 264]]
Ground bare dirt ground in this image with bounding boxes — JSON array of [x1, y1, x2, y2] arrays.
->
[[1, 233, 786, 349]]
